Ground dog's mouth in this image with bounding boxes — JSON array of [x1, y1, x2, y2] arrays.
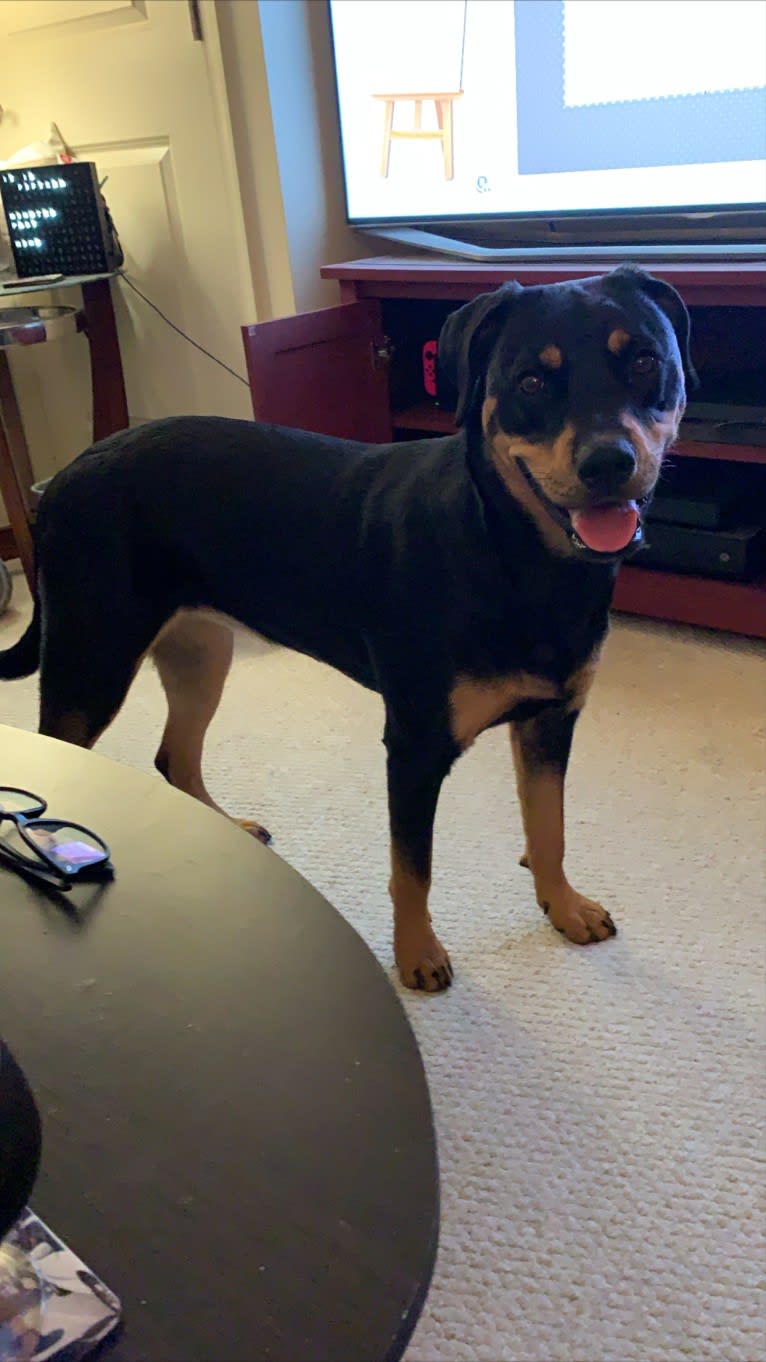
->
[[517, 462, 646, 562]]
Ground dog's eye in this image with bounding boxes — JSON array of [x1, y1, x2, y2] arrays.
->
[[632, 351, 659, 376], [518, 373, 545, 395]]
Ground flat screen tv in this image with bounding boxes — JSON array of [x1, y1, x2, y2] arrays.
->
[[327, 0, 766, 260]]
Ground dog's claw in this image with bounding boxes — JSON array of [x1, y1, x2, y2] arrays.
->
[[397, 934, 453, 992], [434, 962, 453, 990], [543, 889, 617, 945], [235, 818, 272, 845]]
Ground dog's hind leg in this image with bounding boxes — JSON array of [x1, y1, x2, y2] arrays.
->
[[38, 607, 161, 752], [34, 508, 168, 752], [151, 612, 271, 844]]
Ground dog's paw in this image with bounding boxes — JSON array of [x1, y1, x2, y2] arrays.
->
[[395, 930, 453, 992], [235, 818, 272, 845], [542, 888, 617, 944]]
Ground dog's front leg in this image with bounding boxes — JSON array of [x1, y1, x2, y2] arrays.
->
[[511, 705, 617, 944], [386, 732, 455, 992]]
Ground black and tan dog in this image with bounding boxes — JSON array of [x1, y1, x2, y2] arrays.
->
[[0, 266, 694, 991]]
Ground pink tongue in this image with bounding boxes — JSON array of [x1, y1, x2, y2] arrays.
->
[[571, 502, 639, 553]]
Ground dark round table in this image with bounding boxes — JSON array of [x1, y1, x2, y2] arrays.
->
[[0, 725, 438, 1362]]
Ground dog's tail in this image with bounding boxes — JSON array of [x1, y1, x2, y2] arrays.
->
[[0, 596, 41, 679]]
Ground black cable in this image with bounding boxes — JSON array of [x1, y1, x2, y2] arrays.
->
[[117, 271, 250, 388], [459, 0, 468, 91]]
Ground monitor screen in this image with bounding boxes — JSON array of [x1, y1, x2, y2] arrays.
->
[[328, 0, 766, 226]]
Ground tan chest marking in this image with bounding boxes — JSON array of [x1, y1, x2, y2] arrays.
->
[[449, 673, 560, 749]]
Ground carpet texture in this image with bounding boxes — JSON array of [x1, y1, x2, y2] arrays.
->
[[1, 566, 765, 1362]]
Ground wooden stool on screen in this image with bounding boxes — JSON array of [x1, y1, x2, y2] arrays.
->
[[374, 92, 462, 181]]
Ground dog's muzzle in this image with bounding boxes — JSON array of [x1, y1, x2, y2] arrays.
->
[[516, 460, 646, 562]]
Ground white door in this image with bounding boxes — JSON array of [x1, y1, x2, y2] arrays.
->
[[0, 0, 256, 491]]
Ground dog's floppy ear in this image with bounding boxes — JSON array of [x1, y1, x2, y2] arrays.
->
[[437, 282, 523, 425], [606, 265, 699, 390]]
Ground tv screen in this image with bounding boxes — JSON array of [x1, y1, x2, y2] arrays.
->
[[328, 0, 766, 247]]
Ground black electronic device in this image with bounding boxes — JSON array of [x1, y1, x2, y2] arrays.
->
[[0, 162, 123, 279], [647, 469, 743, 530], [648, 489, 740, 531], [640, 521, 766, 580]]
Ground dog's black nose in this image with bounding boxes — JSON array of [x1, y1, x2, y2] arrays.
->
[[577, 440, 636, 493]]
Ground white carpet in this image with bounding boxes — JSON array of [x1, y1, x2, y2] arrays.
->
[[2, 565, 765, 1362]]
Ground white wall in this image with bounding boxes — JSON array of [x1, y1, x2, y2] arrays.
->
[[258, 0, 360, 313], [217, 0, 397, 319], [214, 0, 297, 321]]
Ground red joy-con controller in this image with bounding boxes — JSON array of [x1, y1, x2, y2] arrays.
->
[[422, 339, 438, 397]]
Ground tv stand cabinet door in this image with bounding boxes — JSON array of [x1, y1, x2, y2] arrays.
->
[[241, 301, 393, 442]]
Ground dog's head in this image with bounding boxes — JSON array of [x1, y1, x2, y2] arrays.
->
[[437, 266, 697, 560]]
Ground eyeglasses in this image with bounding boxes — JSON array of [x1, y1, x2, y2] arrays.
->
[[0, 786, 113, 891]]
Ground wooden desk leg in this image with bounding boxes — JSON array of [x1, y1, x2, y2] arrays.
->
[[0, 412, 35, 590], [381, 100, 394, 177], [442, 100, 454, 180], [81, 278, 129, 442], [0, 352, 35, 517]]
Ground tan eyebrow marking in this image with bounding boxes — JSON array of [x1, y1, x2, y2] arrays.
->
[[607, 328, 631, 355], [539, 344, 563, 369]]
